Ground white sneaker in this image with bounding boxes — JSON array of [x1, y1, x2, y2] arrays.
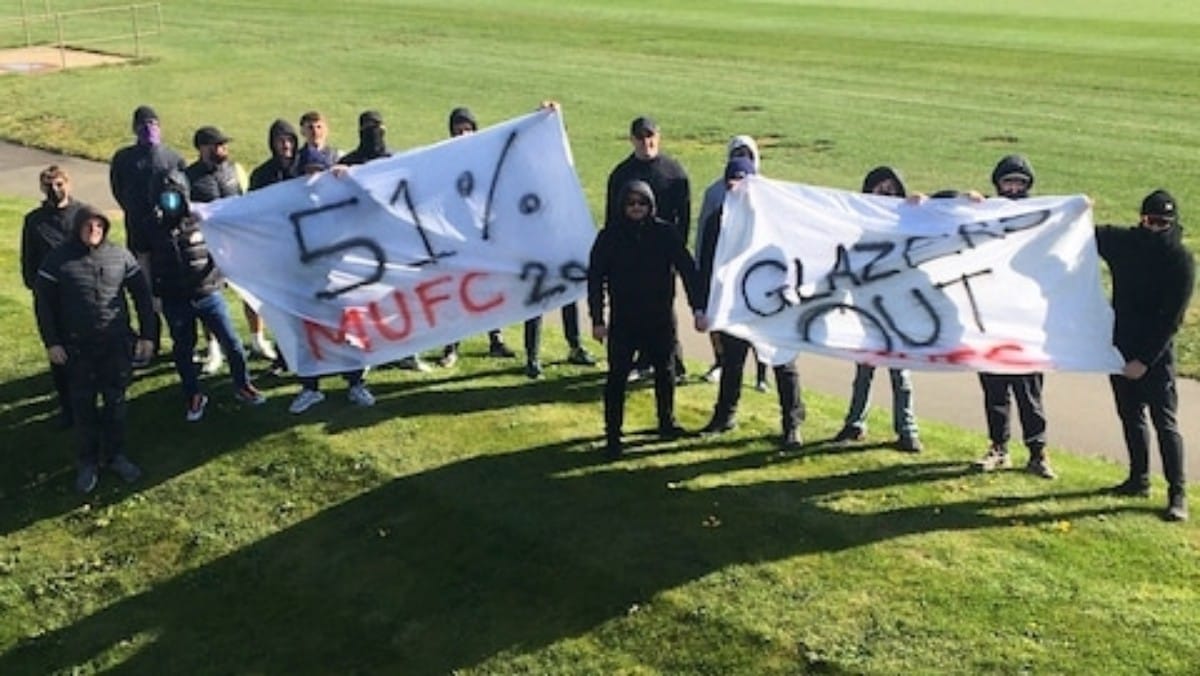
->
[[289, 388, 325, 414], [252, 334, 278, 361], [347, 383, 376, 407], [202, 342, 224, 375]]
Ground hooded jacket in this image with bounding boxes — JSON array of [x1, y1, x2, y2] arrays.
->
[[862, 165, 908, 197], [991, 154, 1035, 199], [696, 135, 761, 252], [1096, 196, 1195, 367], [588, 180, 700, 333], [21, 196, 85, 290], [248, 119, 301, 190], [34, 207, 155, 347], [340, 124, 390, 166], [448, 107, 478, 136]]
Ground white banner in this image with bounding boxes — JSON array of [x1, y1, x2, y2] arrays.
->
[[707, 177, 1123, 373], [196, 110, 595, 376]]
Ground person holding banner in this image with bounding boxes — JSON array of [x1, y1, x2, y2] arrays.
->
[[695, 135, 770, 391], [974, 155, 1055, 479], [1097, 190, 1194, 522], [589, 179, 701, 460], [287, 149, 375, 414], [832, 166, 922, 452], [695, 157, 804, 450], [146, 171, 266, 422], [436, 106, 519, 368]]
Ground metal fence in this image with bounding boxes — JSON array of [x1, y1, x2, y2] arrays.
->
[[0, 0, 162, 68]]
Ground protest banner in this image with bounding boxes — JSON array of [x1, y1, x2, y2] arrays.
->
[[196, 109, 595, 376], [706, 177, 1124, 373]]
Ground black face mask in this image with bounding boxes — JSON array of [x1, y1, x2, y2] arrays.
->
[[359, 126, 386, 156]]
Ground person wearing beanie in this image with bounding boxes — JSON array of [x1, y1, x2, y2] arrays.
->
[[605, 116, 692, 384], [33, 206, 156, 493], [589, 179, 702, 460], [694, 135, 769, 388], [694, 159, 804, 450], [109, 104, 188, 363], [1097, 189, 1195, 522], [974, 154, 1056, 479], [340, 110, 390, 166], [831, 166, 922, 453]]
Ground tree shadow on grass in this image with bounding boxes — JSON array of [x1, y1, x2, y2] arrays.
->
[[0, 437, 1141, 675]]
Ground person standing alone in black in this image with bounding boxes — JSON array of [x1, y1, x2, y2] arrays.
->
[[1098, 190, 1195, 522], [588, 180, 701, 460]]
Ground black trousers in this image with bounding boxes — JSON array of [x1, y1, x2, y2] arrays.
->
[[978, 372, 1046, 453], [1110, 355, 1186, 495], [66, 339, 133, 466], [524, 302, 582, 363], [712, 332, 803, 434], [604, 325, 676, 445]]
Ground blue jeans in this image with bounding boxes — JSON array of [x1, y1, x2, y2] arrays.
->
[[161, 291, 251, 399], [843, 363, 917, 438]]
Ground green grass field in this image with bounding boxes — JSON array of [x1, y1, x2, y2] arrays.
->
[[2, 2, 1200, 673]]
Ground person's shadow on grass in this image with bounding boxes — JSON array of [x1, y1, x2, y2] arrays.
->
[[0, 434, 1147, 675]]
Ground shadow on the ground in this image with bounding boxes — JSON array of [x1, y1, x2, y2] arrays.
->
[[0, 433, 1139, 675]]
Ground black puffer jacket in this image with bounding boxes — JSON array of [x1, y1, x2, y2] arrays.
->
[[148, 212, 222, 300], [34, 207, 154, 346], [588, 180, 699, 333], [186, 158, 242, 203], [21, 197, 86, 290]]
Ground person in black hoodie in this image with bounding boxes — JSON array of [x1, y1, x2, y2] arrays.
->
[[695, 158, 804, 450], [22, 165, 86, 428], [248, 118, 301, 375], [435, 106, 519, 368], [34, 207, 156, 493], [588, 179, 701, 459], [248, 118, 301, 191], [1097, 190, 1195, 522], [973, 154, 1056, 479], [147, 171, 266, 422], [832, 166, 921, 452]]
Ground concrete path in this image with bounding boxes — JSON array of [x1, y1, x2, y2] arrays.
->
[[3, 141, 1195, 477]]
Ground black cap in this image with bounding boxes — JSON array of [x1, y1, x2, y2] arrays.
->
[[132, 105, 158, 128], [359, 110, 384, 128], [193, 125, 231, 148], [1141, 189, 1178, 219], [630, 116, 659, 137]]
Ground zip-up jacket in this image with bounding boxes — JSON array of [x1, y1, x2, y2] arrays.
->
[[21, 197, 85, 290]]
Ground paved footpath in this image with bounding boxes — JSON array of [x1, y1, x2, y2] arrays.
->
[[3, 141, 1196, 477]]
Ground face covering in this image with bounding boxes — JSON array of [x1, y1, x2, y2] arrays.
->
[[137, 123, 162, 146]]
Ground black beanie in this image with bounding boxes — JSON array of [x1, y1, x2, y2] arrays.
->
[[132, 105, 158, 129]]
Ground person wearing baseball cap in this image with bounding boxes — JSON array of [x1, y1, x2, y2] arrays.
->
[[1097, 189, 1195, 521]]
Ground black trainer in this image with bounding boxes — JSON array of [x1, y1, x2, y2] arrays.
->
[[1164, 492, 1188, 522], [658, 423, 688, 440], [1109, 478, 1151, 497], [781, 428, 802, 450]]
